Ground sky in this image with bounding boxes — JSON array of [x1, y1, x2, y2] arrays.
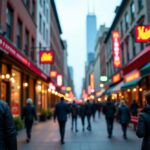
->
[[55, 0, 122, 98]]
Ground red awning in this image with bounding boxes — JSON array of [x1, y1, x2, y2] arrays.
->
[[0, 36, 49, 81], [123, 46, 150, 75]]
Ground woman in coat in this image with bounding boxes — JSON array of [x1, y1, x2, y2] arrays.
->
[[136, 91, 150, 150], [118, 100, 130, 139]]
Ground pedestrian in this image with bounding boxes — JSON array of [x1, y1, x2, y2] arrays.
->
[[103, 96, 116, 138], [54, 97, 69, 144], [118, 100, 130, 139], [70, 101, 79, 132], [85, 100, 93, 131], [130, 100, 139, 116], [0, 100, 17, 150], [22, 98, 37, 143], [136, 91, 150, 150], [96, 101, 102, 118], [79, 102, 86, 131], [92, 100, 97, 121]]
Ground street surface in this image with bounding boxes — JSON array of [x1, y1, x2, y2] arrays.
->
[[18, 114, 142, 150]]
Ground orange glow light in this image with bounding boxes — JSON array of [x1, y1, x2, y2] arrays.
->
[[124, 70, 140, 82]]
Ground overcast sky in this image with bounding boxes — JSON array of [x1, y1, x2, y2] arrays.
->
[[55, 0, 122, 98]]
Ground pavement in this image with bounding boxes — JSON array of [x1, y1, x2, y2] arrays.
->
[[17, 114, 142, 150]]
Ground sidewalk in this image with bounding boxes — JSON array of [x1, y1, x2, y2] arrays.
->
[[18, 114, 142, 150]]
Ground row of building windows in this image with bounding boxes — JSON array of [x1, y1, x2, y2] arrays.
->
[[40, 0, 49, 22]]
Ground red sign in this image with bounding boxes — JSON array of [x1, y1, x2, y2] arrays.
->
[[57, 74, 63, 87], [11, 103, 20, 117], [135, 25, 150, 42], [112, 73, 121, 83], [124, 70, 141, 82], [40, 51, 54, 64], [112, 31, 121, 68], [0, 36, 48, 81], [50, 70, 57, 78]]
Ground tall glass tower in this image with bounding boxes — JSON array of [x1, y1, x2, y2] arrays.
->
[[86, 13, 97, 64]]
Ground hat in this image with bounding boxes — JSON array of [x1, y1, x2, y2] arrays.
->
[[27, 98, 33, 104]]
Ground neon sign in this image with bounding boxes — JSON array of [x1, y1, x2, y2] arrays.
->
[[112, 73, 121, 83], [124, 70, 141, 82], [135, 25, 150, 42], [57, 74, 63, 87], [112, 31, 121, 68], [40, 51, 54, 64], [50, 70, 57, 78]]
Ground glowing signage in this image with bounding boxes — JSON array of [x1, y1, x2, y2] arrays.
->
[[112, 31, 121, 68], [50, 70, 57, 78], [100, 76, 108, 82], [112, 73, 121, 83], [90, 73, 94, 92], [57, 74, 63, 87], [66, 87, 72, 92], [135, 25, 150, 42], [40, 51, 54, 64], [124, 70, 141, 82]]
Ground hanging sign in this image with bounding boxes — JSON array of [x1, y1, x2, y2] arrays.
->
[[40, 51, 54, 64], [50, 70, 57, 78], [57, 74, 63, 87]]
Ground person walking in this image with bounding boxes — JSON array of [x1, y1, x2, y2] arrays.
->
[[136, 91, 150, 150], [103, 96, 116, 138], [22, 98, 37, 143], [79, 102, 86, 131], [96, 101, 102, 118], [130, 100, 139, 116], [85, 100, 92, 131], [70, 101, 79, 132], [92, 100, 97, 121], [54, 97, 69, 144], [0, 100, 17, 150], [118, 100, 130, 139]]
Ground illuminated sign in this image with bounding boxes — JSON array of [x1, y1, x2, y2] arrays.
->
[[57, 74, 63, 87], [49, 82, 56, 90], [100, 76, 108, 82], [40, 51, 54, 64], [112, 73, 121, 83], [90, 73, 94, 92], [124, 70, 141, 82], [50, 70, 57, 78], [66, 87, 72, 92], [112, 31, 121, 68], [135, 25, 150, 42]]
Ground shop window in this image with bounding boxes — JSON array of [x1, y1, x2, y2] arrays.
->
[[16, 19, 22, 49], [24, 30, 29, 56], [11, 69, 21, 117], [6, 5, 13, 40]]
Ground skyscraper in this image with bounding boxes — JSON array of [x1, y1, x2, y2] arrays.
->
[[86, 13, 97, 64]]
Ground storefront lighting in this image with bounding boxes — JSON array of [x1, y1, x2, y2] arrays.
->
[[65, 93, 69, 97], [98, 98, 101, 102], [119, 93, 122, 96], [10, 77, 15, 83], [17, 86, 20, 89], [133, 88, 136, 92], [6, 74, 10, 79], [1, 75, 5, 79], [55, 92, 58, 95], [52, 90, 55, 94], [100, 83, 104, 88], [23, 82, 28, 87], [48, 88, 51, 92], [37, 85, 42, 91], [12, 73, 16, 77], [139, 88, 143, 92], [127, 89, 131, 92]]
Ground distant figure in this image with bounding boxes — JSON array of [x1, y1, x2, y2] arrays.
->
[[136, 91, 150, 150], [54, 97, 69, 144], [96, 101, 102, 118], [22, 98, 37, 143], [130, 100, 139, 116], [85, 100, 93, 131], [70, 101, 79, 132], [103, 96, 116, 138], [92, 100, 97, 121], [79, 102, 86, 131], [118, 100, 130, 139], [0, 100, 17, 150]]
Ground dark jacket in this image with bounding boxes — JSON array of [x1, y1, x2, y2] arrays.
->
[[79, 104, 86, 118], [22, 104, 37, 122], [70, 103, 78, 117], [136, 105, 150, 150], [0, 100, 17, 150], [130, 102, 138, 116], [85, 102, 93, 116], [54, 101, 69, 121], [118, 105, 130, 124], [103, 101, 116, 119]]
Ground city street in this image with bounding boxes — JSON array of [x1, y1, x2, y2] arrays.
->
[[18, 115, 142, 150]]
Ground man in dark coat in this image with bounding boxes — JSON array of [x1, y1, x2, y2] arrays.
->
[[85, 100, 92, 131], [70, 101, 78, 132], [92, 100, 97, 121], [0, 100, 17, 150], [130, 100, 139, 116], [79, 102, 86, 131], [118, 100, 130, 139], [136, 91, 150, 150], [103, 96, 116, 138], [54, 97, 69, 144], [22, 98, 37, 143]]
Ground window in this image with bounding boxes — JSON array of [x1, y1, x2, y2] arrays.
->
[[24, 0, 30, 8], [16, 19, 22, 49], [130, 2, 135, 22], [46, 29, 48, 43], [138, 0, 143, 12], [46, 9, 49, 22], [31, 0, 35, 19], [6, 5, 13, 40], [39, 14, 42, 33], [31, 38, 35, 61], [43, 0, 46, 15], [126, 37, 130, 62], [24, 30, 29, 56], [40, 0, 42, 6], [121, 44, 124, 66], [125, 12, 129, 30], [43, 22, 45, 39], [120, 21, 123, 37], [131, 32, 136, 57]]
